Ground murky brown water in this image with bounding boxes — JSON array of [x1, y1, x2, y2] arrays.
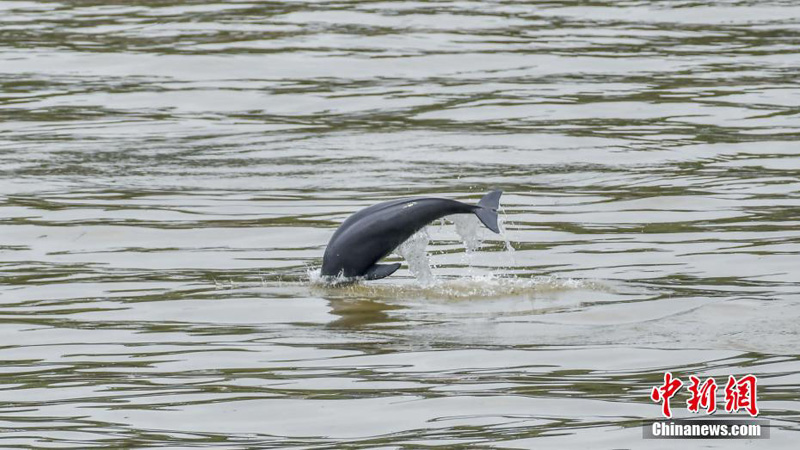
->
[[1, 1, 799, 448]]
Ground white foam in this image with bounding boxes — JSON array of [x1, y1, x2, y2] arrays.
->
[[307, 266, 363, 286]]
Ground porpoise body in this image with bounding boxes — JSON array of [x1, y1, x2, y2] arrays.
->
[[321, 190, 503, 281]]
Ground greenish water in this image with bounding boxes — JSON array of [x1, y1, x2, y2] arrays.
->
[[1, 1, 799, 448]]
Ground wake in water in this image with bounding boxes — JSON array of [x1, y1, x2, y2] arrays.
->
[[311, 272, 602, 301]]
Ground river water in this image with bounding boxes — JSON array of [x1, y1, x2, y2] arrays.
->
[[1, 1, 799, 448]]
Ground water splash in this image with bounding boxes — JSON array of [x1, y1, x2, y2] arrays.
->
[[497, 206, 516, 266], [451, 214, 482, 254], [394, 227, 435, 285], [307, 266, 366, 286], [307, 266, 325, 284]]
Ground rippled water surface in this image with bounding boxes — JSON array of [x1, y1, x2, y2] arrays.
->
[[2, 1, 799, 448]]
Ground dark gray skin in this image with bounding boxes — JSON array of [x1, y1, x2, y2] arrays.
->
[[321, 191, 502, 281]]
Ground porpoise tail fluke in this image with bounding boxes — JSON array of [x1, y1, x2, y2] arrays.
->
[[474, 190, 503, 234]]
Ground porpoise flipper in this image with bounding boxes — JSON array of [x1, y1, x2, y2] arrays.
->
[[364, 263, 402, 280]]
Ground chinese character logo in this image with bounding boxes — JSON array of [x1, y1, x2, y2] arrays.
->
[[651, 372, 683, 418], [725, 375, 759, 417], [687, 375, 718, 414], [651, 373, 758, 418]]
